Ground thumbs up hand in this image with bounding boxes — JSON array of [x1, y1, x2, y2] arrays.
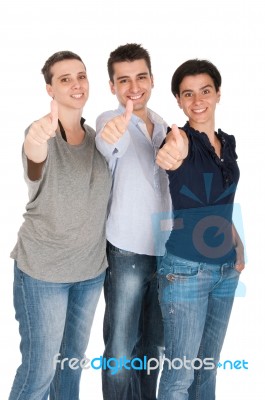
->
[[26, 100, 59, 145], [100, 100, 133, 144], [156, 124, 188, 170], [24, 100, 59, 163]]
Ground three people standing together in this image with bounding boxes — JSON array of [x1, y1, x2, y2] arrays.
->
[[9, 45, 244, 400]]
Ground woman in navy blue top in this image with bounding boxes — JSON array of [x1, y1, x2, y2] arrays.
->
[[156, 59, 245, 400]]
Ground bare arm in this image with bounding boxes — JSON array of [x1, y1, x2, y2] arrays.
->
[[232, 223, 245, 272]]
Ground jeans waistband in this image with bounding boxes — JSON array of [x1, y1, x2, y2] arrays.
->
[[162, 251, 235, 269]]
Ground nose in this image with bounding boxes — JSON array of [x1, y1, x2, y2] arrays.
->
[[193, 93, 203, 103], [129, 80, 140, 93], [72, 78, 81, 89]]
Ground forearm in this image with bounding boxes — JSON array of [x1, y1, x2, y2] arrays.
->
[[232, 223, 244, 249], [232, 223, 245, 270]]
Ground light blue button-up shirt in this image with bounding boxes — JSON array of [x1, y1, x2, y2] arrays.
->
[[95, 104, 172, 256]]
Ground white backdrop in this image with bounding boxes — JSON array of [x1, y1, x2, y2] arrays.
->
[[0, 0, 264, 398]]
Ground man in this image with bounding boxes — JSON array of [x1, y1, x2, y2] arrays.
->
[[95, 43, 171, 400]]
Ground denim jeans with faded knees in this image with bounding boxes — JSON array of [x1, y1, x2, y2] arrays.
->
[[9, 262, 105, 400], [157, 253, 240, 400], [102, 242, 164, 400]]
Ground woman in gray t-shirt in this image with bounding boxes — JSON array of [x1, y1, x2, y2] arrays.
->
[[9, 51, 111, 400]]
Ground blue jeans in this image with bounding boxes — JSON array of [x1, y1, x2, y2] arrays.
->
[[102, 242, 164, 400], [9, 262, 105, 400], [157, 253, 240, 400]]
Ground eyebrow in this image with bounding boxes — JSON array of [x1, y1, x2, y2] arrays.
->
[[116, 72, 149, 81], [181, 84, 213, 95], [57, 71, 86, 80]]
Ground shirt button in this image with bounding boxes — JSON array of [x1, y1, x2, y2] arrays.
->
[[221, 158, 224, 162]]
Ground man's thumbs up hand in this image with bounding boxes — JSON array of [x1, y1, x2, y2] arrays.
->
[[100, 100, 133, 145]]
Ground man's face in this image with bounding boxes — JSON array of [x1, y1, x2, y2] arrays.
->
[[109, 59, 153, 115], [46, 59, 89, 110]]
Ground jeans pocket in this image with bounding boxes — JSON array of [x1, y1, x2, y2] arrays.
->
[[14, 261, 24, 286], [166, 265, 199, 282], [233, 264, 242, 274], [159, 267, 201, 308]]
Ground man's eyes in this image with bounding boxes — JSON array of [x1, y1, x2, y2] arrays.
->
[[119, 76, 147, 84]]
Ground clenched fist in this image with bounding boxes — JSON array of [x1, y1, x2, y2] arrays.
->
[[101, 100, 133, 144], [24, 100, 59, 164], [156, 124, 188, 170], [26, 100, 59, 146]]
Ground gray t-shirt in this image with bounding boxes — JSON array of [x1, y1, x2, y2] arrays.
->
[[11, 124, 112, 283]]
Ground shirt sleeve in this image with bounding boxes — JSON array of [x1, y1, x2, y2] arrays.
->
[[222, 132, 238, 161], [228, 134, 238, 160]]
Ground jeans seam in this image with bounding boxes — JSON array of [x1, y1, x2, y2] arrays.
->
[[104, 268, 112, 341], [54, 328, 67, 398], [194, 345, 203, 400], [14, 272, 32, 399], [159, 316, 175, 398]]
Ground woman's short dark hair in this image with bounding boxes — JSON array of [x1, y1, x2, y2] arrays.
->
[[171, 59, 222, 97], [41, 51, 85, 84]]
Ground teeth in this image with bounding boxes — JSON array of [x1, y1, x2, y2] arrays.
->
[[193, 108, 206, 113], [71, 94, 83, 99], [130, 95, 142, 100]]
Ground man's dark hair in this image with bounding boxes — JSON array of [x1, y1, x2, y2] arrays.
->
[[41, 51, 85, 84], [107, 43, 152, 82], [171, 59, 222, 97]]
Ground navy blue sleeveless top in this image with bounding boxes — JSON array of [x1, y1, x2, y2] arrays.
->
[[166, 122, 240, 264]]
